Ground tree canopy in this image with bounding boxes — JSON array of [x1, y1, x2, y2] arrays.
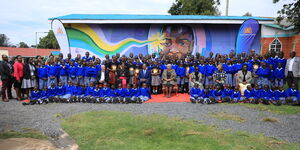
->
[[168, 0, 220, 15], [274, 0, 300, 33], [18, 42, 29, 48], [37, 30, 60, 49], [0, 34, 11, 47]]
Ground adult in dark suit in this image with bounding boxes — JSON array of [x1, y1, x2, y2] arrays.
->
[[0, 55, 14, 102], [138, 64, 151, 87]]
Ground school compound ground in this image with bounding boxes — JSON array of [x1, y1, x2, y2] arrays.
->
[[0, 93, 300, 149]]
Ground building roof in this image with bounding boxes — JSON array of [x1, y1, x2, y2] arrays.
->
[[49, 14, 274, 24], [0, 47, 60, 57], [263, 24, 295, 31]]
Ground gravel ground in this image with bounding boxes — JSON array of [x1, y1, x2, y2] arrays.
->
[[0, 101, 300, 143]]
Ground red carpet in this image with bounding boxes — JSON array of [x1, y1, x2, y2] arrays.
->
[[145, 93, 190, 103]]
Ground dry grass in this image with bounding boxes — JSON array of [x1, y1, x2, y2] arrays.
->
[[209, 112, 246, 123], [143, 128, 155, 136], [262, 117, 279, 123]]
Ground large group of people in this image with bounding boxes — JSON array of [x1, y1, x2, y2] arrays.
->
[[0, 49, 299, 105]]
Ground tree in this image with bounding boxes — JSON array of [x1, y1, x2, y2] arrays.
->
[[243, 12, 252, 16], [273, 0, 300, 33], [168, 0, 220, 15], [0, 34, 10, 47], [18, 42, 29, 48], [37, 30, 60, 49]]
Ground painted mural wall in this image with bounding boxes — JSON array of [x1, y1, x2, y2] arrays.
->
[[58, 23, 261, 59]]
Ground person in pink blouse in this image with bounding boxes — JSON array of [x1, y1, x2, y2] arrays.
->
[[13, 55, 24, 100]]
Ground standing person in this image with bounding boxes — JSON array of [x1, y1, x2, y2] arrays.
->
[[285, 51, 300, 89], [13, 55, 24, 100], [98, 65, 108, 85], [21, 57, 37, 99], [151, 63, 161, 94], [0, 55, 14, 102], [162, 64, 177, 98]]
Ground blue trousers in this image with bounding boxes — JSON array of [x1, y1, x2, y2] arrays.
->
[[59, 76, 68, 86], [48, 76, 57, 86], [39, 78, 47, 90]]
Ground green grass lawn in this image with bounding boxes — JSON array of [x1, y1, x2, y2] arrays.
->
[[229, 103, 300, 115], [62, 111, 300, 150], [0, 128, 47, 139]]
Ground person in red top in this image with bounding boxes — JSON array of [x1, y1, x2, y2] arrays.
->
[[13, 55, 24, 100]]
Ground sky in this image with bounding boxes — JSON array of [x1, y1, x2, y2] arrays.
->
[[0, 0, 294, 46]]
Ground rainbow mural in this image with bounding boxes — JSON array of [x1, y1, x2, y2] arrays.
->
[[52, 20, 261, 59]]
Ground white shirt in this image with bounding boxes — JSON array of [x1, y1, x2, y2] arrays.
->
[[100, 71, 105, 81], [288, 57, 295, 71]]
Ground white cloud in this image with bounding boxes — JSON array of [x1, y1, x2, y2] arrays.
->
[[0, 0, 294, 46]]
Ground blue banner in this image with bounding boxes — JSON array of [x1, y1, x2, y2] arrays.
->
[[235, 19, 259, 54]]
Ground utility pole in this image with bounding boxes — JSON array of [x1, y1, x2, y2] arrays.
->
[[226, 0, 229, 16]]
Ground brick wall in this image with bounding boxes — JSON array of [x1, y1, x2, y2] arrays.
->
[[261, 35, 300, 58]]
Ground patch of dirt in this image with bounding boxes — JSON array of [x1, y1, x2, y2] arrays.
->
[[0, 138, 58, 150]]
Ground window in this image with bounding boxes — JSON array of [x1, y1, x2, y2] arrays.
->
[[269, 38, 282, 53]]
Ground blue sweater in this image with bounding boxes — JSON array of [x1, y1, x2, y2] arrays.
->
[[48, 87, 57, 97], [30, 90, 41, 100], [244, 89, 255, 99], [85, 87, 95, 96], [130, 88, 140, 97], [256, 67, 270, 78], [58, 65, 68, 76], [274, 67, 284, 79], [68, 66, 77, 77], [47, 65, 58, 77], [275, 90, 287, 99], [190, 88, 201, 97], [260, 90, 271, 100], [38, 66, 48, 78], [76, 65, 85, 77], [205, 65, 216, 76], [222, 89, 233, 97], [231, 91, 241, 100], [101, 88, 111, 97], [176, 67, 186, 77], [56, 86, 65, 96], [139, 88, 151, 98], [201, 90, 211, 98], [198, 64, 206, 75], [286, 88, 300, 99], [212, 89, 223, 98], [93, 88, 102, 97], [65, 85, 74, 95]]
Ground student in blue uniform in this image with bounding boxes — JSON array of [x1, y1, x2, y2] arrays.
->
[[108, 85, 117, 103], [260, 85, 271, 105], [256, 62, 270, 87], [76, 61, 85, 86], [243, 85, 255, 103], [123, 84, 132, 104], [274, 62, 284, 87], [269, 86, 279, 105], [48, 83, 57, 103], [56, 81, 66, 103], [275, 86, 287, 104], [58, 61, 68, 86], [268, 64, 275, 87], [190, 84, 201, 103], [222, 84, 233, 102], [212, 85, 223, 103], [47, 60, 58, 86], [101, 83, 111, 103], [223, 60, 233, 87], [205, 60, 216, 86], [68, 61, 77, 84], [71, 82, 82, 103], [38, 62, 48, 90], [176, 62, 186, 93], [84, 82, 95, 102], [131, 84, 141, 103], [115, 83, 125, 103], [139, 83, 151, 103], [62, 80, 73, 103], [252, 84, 261, 104], [200, 86, 212, 104], [92, 84, 102, 103], [198, 59, 206, 87], [40, 86, 50, 104], [26, 86, 41, 105], [286, 83, 300, 105], [231, 86, 241, 103]]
